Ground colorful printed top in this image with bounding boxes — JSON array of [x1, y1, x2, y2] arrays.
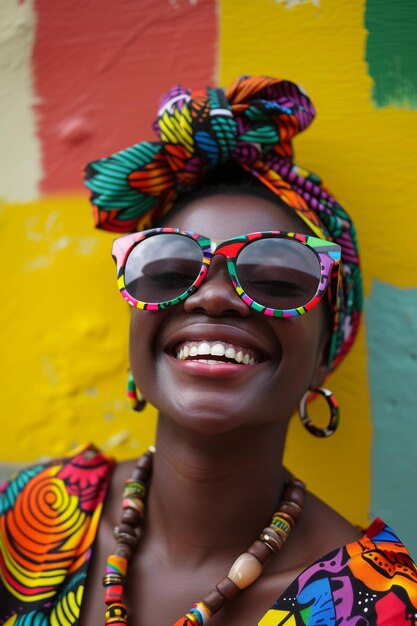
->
[[0, 445, 416, 625]]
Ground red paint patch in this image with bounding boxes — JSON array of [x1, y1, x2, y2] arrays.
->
[[33, 0, 217, 193]]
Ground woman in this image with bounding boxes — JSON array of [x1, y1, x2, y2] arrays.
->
[[1, 76, 416, 625]]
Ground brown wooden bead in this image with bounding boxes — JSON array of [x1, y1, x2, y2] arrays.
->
[[114, 530, 139, 548], [291, 478, 306, 490], [282, 482, 305, 508], [216, 577, 240, 601], [135, 452, 153, 472], [113, 525, 136, 541], [201, 588, 227, 615], [279, 500, 302, 521], [118, 523, 138, 536], [121, 507, 142, 526], [114, 543, 134, 559], [247, 539, 272, 564], [282, 488, 303, 506], [132, 467, 149, 482]]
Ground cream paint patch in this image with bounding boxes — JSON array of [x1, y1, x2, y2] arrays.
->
[[0, 0, 41, 201]]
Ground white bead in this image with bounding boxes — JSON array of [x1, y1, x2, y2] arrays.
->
[[228, 552, 262, 589]]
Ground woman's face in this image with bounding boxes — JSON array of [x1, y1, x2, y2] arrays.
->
[[129, 193, 329, 435]]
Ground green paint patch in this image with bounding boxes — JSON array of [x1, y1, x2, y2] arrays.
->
[[365, 0, 417, 108], [367, 280, 417, 558]]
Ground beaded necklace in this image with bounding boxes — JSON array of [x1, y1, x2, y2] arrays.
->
[[103, 447, 305, 626]]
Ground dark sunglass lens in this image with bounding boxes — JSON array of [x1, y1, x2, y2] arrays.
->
[[124, 234, 203, 303], [236, 238, 320, 310]]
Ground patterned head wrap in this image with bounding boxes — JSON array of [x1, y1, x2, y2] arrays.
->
[[85, 75, 362, 371]]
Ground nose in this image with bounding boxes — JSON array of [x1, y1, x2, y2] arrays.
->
[[183, 255, 250, 317]]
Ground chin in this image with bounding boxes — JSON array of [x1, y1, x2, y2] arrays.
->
[[159, 391, 256, 437]]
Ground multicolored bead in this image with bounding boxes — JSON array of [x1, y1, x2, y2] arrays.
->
[[106, 555, 128, 580], [271, 514, 291, 535], [173, 602, 212, 626], [105, 602, 128, 624]]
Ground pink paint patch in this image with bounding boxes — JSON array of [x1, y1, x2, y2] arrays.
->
[[33, 0, 217, 193], [375, 592, 409, 624], [145, 304, 159, 311]]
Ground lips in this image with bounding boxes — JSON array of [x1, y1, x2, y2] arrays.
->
[[176, 340, 256, 365]]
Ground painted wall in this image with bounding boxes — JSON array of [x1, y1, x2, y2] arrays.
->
[[1, 0, 416, 556]]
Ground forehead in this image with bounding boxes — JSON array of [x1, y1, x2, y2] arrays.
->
[[162, 193, 312, 240]]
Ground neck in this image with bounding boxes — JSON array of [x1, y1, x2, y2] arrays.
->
[[144, 415, 289, 567]]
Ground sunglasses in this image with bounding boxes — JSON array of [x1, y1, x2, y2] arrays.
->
[[112, 228, 341, 318]]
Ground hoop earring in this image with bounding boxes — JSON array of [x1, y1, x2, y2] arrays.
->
[[298, 387, 339, 438], [127, 370, 147, 412]]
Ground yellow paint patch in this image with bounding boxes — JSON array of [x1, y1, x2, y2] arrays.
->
[[0, 197, 156, 462]]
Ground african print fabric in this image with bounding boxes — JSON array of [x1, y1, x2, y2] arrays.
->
[[0, 445, 416, 625], [0, 445, 113, 625], [260, 518, 417, 625]]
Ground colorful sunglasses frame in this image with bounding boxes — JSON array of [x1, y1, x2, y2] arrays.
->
[[112, 227, 341, 319]]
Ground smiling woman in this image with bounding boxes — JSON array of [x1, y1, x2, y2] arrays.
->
[[1, 75, 416, 625], [128, 193, 333, 437]]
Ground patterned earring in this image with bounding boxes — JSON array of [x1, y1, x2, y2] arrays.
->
[[126, 370, 147, 412], [298, 387, 339, 437]]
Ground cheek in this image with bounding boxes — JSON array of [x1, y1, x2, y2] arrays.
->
[[129, 309, 172, 401], [129, 310, 156, 386], [274, 308, 328, 382]]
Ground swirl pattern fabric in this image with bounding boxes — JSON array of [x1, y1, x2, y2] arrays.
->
[[0, 445, 113, 625], [1, 446, 417, 625], [85, 75, 362, 371]]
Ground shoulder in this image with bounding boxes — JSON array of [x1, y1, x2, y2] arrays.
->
[[0, 444, 114, 620], [260, 519, 417, 625]]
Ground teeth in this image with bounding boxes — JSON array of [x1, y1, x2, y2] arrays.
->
[[175, 340, 257, 365], [211, 343, 225, 357], [225, 346, 236, 359], [197, 342, 211, 356]]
